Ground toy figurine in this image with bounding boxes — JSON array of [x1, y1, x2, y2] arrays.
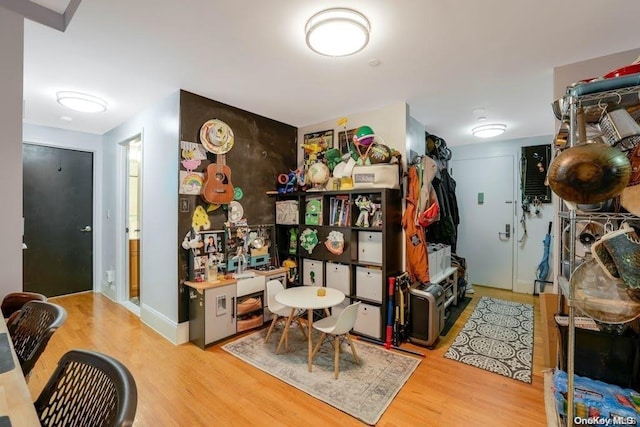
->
[[355, 195, 374, 227]]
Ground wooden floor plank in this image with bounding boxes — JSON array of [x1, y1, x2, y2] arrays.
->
[[26, 286, 546, 426]]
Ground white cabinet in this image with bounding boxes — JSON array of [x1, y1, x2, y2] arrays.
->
[[186, 281, 238, 349]]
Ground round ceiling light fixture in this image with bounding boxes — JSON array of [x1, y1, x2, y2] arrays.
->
[[56, 91, 107, 113], [305, 8, 370, 57], [472, 123, 507, 138]]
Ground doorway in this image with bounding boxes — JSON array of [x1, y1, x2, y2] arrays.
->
[[124, 137, 142, 307], [23, 144, 94, 296], [451, 155, 515, 290]]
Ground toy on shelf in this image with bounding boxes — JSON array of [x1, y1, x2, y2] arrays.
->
[[355, 195, 374, 227], [277, 170, 298, 194]]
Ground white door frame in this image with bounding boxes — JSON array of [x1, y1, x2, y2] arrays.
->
[[116, 132, 143, 315]]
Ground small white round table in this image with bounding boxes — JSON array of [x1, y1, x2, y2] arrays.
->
[[275, 286, 345, 372]]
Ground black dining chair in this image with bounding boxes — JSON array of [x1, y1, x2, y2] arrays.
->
[[1, 291, 47, 324], [7, 300, 66, 378], [35, 349, 138, 427]]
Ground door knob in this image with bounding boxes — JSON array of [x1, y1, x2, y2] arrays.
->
[[80, 225, 92, 232], [498, 224, 510, 240]]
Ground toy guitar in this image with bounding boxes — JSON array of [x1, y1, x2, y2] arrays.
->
[[201, 154, 234, 204]]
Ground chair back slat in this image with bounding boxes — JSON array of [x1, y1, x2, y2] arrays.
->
[[7, 300, 66, 377], [35, 349, 138, 427]]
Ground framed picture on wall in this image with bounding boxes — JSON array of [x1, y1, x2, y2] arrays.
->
[[302, 130, 333, 163], [338, 128, 356, 155]]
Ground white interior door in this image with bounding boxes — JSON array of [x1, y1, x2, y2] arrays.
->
[[451, 155, 514, 289]]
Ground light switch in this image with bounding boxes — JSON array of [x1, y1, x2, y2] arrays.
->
[[478, 192, 484, 204]]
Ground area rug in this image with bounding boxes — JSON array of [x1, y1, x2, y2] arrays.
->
[[222, 328, 421, 425], [443, 296, 534, 383], [440, 296, 472, 336]]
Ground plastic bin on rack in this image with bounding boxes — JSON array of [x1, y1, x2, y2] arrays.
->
[[557, 321, 640, 390]]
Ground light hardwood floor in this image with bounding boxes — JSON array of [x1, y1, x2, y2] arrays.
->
[[27, 286, 546, 426]]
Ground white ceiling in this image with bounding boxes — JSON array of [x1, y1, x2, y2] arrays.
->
[[20, 0, 640, 146]]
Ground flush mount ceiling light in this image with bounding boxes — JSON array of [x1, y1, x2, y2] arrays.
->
[[305, 8, 370, 57], [472, 123, 507, 138], [56, 91, 107, 113]]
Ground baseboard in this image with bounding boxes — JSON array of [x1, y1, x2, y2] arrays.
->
[[140, 303, 189, 345], [514, 279, 535, 295]]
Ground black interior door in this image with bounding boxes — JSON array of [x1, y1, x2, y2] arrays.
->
[[23, 144, 93, 297]]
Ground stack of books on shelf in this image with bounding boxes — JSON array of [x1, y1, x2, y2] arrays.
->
[[329, 195, 350, 226]]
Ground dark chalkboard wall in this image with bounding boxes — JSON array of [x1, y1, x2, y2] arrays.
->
[[178, 90, 297, 323]]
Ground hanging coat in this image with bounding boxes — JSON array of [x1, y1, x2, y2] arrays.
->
[[402, 165, 429, 283]]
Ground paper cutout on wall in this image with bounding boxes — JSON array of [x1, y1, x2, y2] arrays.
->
[[181, 158, 202, 172], [180, 141, 207, 160], [192, 206, 211, 231], [179, 171, 204, 195]]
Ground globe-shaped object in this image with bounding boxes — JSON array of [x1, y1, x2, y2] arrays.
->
[[548, 143, 631, 204], [307, 162, 330, 190], [355, 125, 375, 146]]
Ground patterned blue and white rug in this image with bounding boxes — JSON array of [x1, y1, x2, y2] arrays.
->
[[444, 296, 534, 383]]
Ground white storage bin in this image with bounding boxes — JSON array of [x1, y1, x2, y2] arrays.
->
[[427, 245, 440, 281], [353, 303, 381, 339], [358, 231, 382, 264], [302, 259, 324, 286], [355, 266, 383, 303], [440, 245, 452, 271], [325, 263, 350, 295]]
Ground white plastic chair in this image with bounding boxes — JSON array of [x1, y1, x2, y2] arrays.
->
[[264, 280, 307, 346], [311, 301, 361, 379]]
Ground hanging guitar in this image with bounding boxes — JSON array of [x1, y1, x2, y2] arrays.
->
[[199, 118, 235, 205], [202, 154, 234, 204]]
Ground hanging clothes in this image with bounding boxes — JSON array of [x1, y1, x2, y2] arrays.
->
[[401, 165, 429, 283], [425, 166, 460, 252]]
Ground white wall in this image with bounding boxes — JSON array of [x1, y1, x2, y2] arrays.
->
[[23, 124, 104, 294], [0, 8, 24, 299], [451, 135, 555, 294], [553, 48, 640, 99], [407, 115, 425, 163], [297, 102, 409, 168], [103, 91, 181, 344]]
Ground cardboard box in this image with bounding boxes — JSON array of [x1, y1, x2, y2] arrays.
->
[[540, 287, 558, 368], [540, 285, 568, 368]]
